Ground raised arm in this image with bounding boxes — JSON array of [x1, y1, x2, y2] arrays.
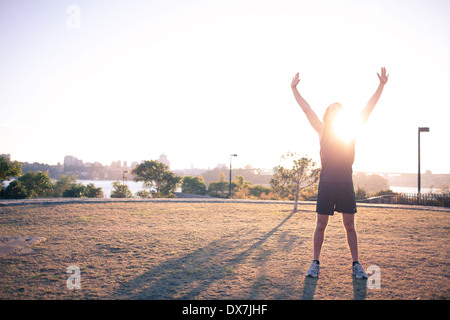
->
[[291, 72, 323, 135], [362, 67, 389, 123]]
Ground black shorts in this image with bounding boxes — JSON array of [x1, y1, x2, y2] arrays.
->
[[316, 180, 357, 215]]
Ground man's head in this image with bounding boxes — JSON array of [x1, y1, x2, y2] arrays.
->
[[323, 102, 343, 126]]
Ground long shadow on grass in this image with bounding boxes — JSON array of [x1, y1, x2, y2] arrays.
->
[[113, 211, 296, 299], [301, 276, 319, 300]]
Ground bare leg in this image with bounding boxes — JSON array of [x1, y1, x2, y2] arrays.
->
[[342, 213, 358, 262], [313, 214, 329, 261]]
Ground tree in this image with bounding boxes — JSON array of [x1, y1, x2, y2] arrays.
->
[[271, 152, 320, 212], [132, 160, 181, 198], [1, 180, 28, 199], [355, 187, 367, 200], [0, 156, 22, 192], [3, 171, 53, 199], [231, 175, 251, 199], [53, 175, 78, 197], [181, 176, 206, 195], [218, 172, 226, 182], [110, 181, 133, 198]]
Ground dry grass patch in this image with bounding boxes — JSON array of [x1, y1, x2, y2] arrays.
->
[[0, 202, 448, 300]]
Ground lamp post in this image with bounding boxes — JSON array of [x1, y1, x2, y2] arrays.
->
[[123, 170, 128, 186], [418, 127, 429, 203], [229, 154, 237, 198]]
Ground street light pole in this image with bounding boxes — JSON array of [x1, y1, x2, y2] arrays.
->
[[229, 154, 237, 198], [418, 127, 429, 203], [123, 170, 128, 186]]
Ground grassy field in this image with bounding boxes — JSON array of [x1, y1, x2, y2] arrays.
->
[[0, 201, 448, 300]]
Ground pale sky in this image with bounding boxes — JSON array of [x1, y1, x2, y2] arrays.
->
[[1, 0, 449, 173]]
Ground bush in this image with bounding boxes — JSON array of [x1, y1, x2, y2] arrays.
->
[[110, 181, 133, 198], [231, 175, 252, 199], [355, 188, 367, 200], [86, 183, 104, 198], [135, 190, 151, 198], [248, 185, 272, 198], [181, 176, 206, 195], [207, 181, 229, 198], [62, 183, 86, 197], [53, 175, 77, 197], [62, 183, 103, 198], [370, 189, 396, 197], [299, 185, 319, 201]]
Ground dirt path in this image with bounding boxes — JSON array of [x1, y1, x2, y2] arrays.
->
[[0, 202, 448, 299]]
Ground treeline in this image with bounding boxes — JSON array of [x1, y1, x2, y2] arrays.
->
[[197, 165, 273, 187], [1, 155, 396, 208], [353, 172, 389, 195], [1, 172, 103, 199], [180, 153, 322, 213], [0, 156, 102, 199], [181, 174, 278, 200], [1, 155, 319, 206]]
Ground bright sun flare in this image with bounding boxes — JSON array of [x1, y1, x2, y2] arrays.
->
[[331, 110, 363, 143]]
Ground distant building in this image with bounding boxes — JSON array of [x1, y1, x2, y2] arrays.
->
[[111, 160, 122, 168], [64, 155, 83, 167], [159, 153, 170, 168]]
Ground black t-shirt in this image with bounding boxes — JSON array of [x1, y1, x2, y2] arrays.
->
[[319, 125, 355, 183]]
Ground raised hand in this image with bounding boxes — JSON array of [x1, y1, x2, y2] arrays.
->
[[377, 67, 389, 85], [363, 67, 388, 123], [291, 72, 300, 89]]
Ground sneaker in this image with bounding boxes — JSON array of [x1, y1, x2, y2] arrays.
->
[[352, 262, 368, 279], [306, 261, 320, 278]]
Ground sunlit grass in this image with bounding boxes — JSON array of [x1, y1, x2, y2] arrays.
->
[[0, 202, 448, 300]]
